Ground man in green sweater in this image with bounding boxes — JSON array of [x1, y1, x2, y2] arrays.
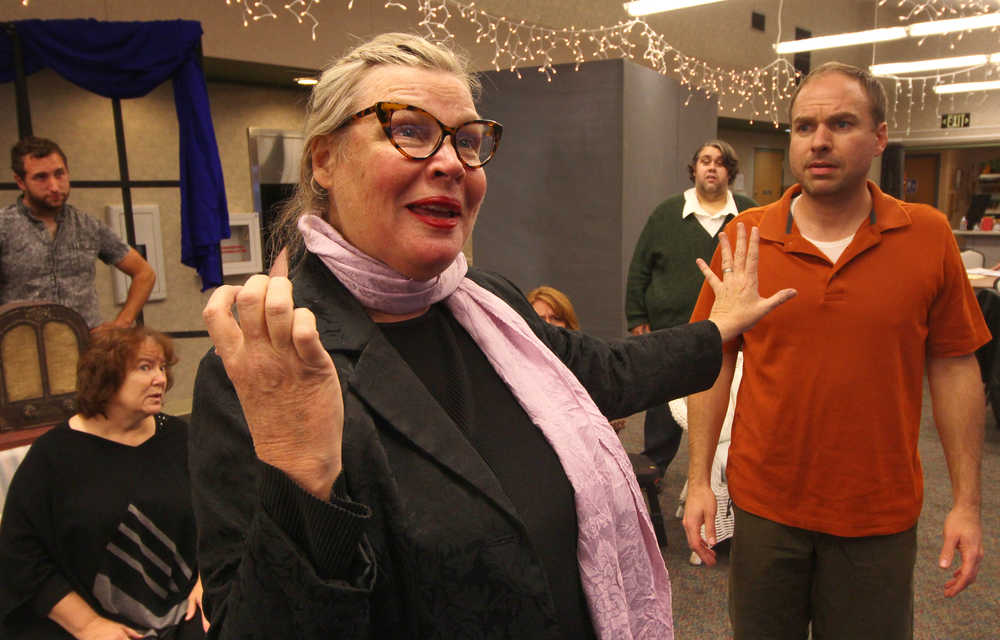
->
[[625, 140, 758, 475]]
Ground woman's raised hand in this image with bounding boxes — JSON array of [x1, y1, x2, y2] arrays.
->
[[203, 275, 344, 500], [699, 223, 796, 343]]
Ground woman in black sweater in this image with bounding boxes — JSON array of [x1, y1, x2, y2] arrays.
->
[[0, 326, 207, 639]]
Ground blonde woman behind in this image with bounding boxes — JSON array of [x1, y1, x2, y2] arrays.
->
[[527, 285, 580, 330]]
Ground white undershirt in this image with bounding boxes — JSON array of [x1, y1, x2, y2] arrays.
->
[[682, 188, 739, 237], [792, 196, 856, 263]]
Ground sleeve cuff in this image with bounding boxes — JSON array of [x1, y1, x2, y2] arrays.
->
[[31, 573, 72, 617], [257, 461, 371, 579]]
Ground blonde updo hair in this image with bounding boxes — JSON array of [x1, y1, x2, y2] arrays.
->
[[270, 33, 481, 268]]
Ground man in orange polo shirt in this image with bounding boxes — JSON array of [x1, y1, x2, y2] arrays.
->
[[684, 62, 989, 639]]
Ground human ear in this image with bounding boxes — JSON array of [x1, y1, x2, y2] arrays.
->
[[873, 121, 889, 156], [311, 135, 335, 190]]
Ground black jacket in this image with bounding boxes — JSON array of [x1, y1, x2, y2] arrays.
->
[[189, 254, 722, 639]]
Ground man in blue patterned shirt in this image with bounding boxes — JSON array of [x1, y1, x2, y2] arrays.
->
[[1, 137, 155, 330]]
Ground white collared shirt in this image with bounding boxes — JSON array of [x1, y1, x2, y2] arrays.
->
[[682, 187, 739, 237]]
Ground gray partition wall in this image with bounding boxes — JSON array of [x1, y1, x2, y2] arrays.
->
[[475, 59, 716, 340]]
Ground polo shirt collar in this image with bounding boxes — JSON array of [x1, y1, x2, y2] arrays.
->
[[760, 181, 911, 249], [681, 187, 738, 219]]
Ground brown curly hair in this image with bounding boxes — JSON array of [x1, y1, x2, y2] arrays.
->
[[687, 140, 740, 186], [76, 326, 177, 418], [11, 136, 68, 178]]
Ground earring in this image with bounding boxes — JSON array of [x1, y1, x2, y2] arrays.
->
[[310, 176, 328, 196]]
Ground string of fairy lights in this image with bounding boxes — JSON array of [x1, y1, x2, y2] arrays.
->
[[890, 0, 1000, 22], [872, 0, 1000, 133], [220, 0, 1000, 128], [882, 63, 999, 134], [224, 0, 323, 40], [16, 0, 1000, 127], [221, 0, 802, 124]]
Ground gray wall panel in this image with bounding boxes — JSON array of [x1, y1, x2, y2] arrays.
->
[[622, 62, 680, 333], [477, 60, 624, 339], [475, 59, 717, 341], [674, 90, 719, 193]]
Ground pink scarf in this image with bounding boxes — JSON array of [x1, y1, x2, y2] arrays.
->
[[299, 214, 673, 639]]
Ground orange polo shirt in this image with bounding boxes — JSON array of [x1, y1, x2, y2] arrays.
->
[[690, 182, 990, 537]]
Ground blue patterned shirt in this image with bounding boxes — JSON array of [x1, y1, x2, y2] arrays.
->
[[0, 197, 130, 327]]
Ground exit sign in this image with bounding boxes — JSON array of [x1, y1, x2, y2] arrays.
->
[[941, 112, 971, 128]]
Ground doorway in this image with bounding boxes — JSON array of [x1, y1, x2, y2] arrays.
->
[[753, 148, 784, 205], [903, 153, 940, 208]]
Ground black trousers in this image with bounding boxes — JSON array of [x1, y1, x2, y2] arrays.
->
[[641, 402, 684, 475]]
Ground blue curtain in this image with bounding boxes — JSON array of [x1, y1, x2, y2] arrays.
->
[[0, 19, 229, 289]]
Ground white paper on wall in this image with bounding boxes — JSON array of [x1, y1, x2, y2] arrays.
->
[[106, 204, 167, 304]]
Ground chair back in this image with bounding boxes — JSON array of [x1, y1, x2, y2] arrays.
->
[[961, 249, 985, 270], [0, 302, 89, 450]]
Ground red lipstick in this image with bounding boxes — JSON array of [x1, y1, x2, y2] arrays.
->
[[407, 196, 462, 229]]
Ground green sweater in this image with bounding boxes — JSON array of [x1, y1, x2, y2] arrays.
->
[[626, 192, 758, 330]]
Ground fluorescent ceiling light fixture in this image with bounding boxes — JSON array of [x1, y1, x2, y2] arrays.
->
[[776, 12, 1000, 54], [870, 53, 1000, 76], [933, 79, 1000, 94], [908, 12, 1000, 37], [623, 0, 725, 17], [294, 76, 318, 86], [774, 27, 907, 54]]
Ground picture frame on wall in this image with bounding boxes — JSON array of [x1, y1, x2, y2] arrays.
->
[[221, 212, 264, 275]]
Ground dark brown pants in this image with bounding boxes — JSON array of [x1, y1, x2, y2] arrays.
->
[[730, 505, 916, 640]]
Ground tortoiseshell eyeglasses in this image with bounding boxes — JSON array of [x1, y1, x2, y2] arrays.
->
[[334, 101, 503, 169]]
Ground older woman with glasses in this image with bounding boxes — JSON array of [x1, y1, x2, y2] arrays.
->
[[191, 33, 795, 640]]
